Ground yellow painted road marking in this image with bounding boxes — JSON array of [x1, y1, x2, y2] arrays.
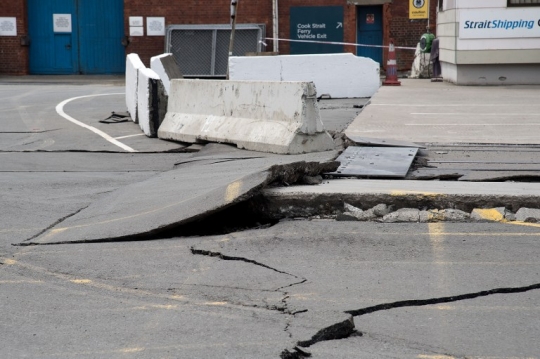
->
[[474, 208, 505, 222], [225, 181, 242, 203], [508, 221, 540, 229]]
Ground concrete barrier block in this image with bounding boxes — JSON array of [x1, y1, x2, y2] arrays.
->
[[158, 79, 334, 154], [150, 53, 183, 96], [229, 53, 380, 98], [125, 53, 145, 123], [137, 67, 161, 137]]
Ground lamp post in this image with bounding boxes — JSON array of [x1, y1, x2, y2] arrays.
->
[[226, 0, 239, 79]]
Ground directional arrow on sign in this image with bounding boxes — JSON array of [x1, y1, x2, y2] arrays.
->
[[337, 22, 343, 29]]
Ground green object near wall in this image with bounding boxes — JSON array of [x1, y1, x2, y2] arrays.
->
[[420, 32, 435, 53]]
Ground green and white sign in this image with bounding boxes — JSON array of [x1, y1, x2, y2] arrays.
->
[[290, 6, 344, 54]]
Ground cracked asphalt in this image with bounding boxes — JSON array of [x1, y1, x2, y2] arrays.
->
[[1, 79, 540, 358]]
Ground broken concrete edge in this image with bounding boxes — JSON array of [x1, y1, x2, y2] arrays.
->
[[18, 159, 339, 246], [259, 192, 540, 223], [125, 53, 145, 123], [281, 282, 540, 358], [137, 67, 161, 137], [150, 53, 183, 96]]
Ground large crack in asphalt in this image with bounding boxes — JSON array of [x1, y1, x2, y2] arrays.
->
[[190, 246, 309, 344], [280, 282, 540, 358], [22, 206, 90, 242]]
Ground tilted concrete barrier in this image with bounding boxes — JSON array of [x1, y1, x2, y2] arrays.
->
[[125, 53, 145, 123], [150, 53, 183, 96], [137, 67, 165, 137], [229, 53, 380, 98], [158, 79, 335, 154]]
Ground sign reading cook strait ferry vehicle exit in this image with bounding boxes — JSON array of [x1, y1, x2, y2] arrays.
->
[[460, 8, 540, 39]]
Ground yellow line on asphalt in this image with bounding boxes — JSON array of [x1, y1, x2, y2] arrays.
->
[[0, 257, 272, 314], [225, 181, 242, 203]]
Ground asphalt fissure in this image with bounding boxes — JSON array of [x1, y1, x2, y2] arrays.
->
[[280, 282, 540, 358], [190, 247, 302, 279]]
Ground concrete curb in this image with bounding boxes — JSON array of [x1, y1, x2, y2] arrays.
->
[[261, 179, 540, 217]]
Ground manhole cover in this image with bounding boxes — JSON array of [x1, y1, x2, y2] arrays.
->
[[328, 146, 419, 178]]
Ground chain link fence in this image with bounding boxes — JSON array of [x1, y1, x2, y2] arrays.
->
[[166, 24, 265, 78]]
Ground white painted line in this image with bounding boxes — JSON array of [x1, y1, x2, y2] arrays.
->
[[370, 104, 540, 107], [405, 124, 540, 126], [56, 93, 138, 153], [114, 133, 145, 140], [411, 113, 540, 116]]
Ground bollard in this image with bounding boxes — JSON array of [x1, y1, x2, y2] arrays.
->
[[383, 40, 401, 86]]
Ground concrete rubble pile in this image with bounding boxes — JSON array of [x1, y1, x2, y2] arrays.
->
[[337, 203, 540, 224]]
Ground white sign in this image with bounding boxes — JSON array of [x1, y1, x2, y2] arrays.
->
[[459, 8, 540, 39], [53, 14, 72, 33], [147, 17, 165, 36], [129, 16, 143, 27], [0, 17, 17, 36], [130, 27, 144, 36]]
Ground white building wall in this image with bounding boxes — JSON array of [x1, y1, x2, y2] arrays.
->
[[437, 0, 540, 84]]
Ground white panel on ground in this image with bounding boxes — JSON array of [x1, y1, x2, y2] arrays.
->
[[137, 67, 161, 137], [229, 53, 380, 98], [125, 53, 145, 123], [150, 53, 183, 95], [158, 80, 335, 154]]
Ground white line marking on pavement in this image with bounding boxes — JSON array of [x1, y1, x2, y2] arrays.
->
[[370, 104, 540, 107], [411, 113, 540, 116], [56, 93, 138, 153], [405, 124, 540, 126], [114, 133, 145, 140]]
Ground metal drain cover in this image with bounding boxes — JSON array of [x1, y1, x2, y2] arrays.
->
[[328, 146, 419, 178]]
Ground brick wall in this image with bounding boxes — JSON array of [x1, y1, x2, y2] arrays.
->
[[1, 0, 438, 75], [387, 0, 438, 70], [124, 0, 274, 66], [124, 0, 437, 70], [0, 2, 29, 75]]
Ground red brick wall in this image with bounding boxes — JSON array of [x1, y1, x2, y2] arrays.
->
[[0, 2, 29, 75], [387, 0, 438, 70], [1, 0, 438, 75], [124, 0, 437, 70], [124, 0, 274, 66]]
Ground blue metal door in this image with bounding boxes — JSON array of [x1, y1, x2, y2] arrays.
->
[[28, 0, 79, 74], [78, 0, 125, 74], [28, 0, 125, 74], [357, 6, 383, 64]]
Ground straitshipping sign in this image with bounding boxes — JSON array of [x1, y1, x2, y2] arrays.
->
[[459, 8, 540, 39]]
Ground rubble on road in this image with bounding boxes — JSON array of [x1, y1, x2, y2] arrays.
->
[[335, 203, 540, 224]]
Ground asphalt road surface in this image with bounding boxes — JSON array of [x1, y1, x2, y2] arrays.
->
[[1, 80, 539, 358]]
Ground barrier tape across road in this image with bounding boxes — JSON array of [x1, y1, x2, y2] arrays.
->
[[264, 37, 418, 51]]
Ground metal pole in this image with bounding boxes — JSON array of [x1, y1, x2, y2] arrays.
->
[[226, 0, 239, 80], [427, 0, 430, 31], [272, 0, 279, 53]]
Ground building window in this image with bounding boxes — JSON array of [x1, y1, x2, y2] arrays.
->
[[508, 0, 540, 6], [438, 0, 444, 11]]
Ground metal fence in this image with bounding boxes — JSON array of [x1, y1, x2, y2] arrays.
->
[[165, 24, 265, 78]]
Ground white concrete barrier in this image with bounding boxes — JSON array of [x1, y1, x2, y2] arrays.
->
[[229, 53, 380, 98], [150, 53, 183, 95], [158, 80, 335, 154], [137, 67, 161, 137], [125, 53, 145, 123]]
